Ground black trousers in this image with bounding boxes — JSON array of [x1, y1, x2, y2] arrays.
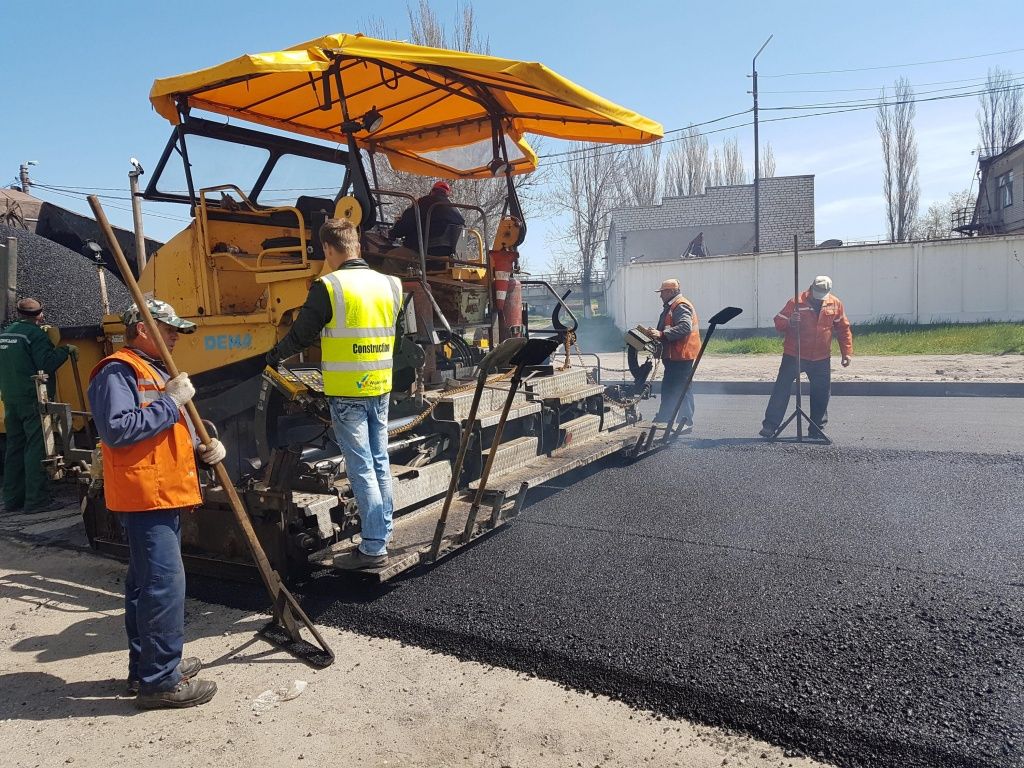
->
[[762, 354, 832, 429], [656, 359, 695, 425]]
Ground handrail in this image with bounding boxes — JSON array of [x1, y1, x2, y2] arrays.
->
[[198, 184, 309, 272], [519, 279, 579, 334]]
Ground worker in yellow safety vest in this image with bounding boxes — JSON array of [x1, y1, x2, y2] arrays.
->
[[267, 218, 403, 568]]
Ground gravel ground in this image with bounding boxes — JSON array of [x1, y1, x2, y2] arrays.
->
[[271, 442, 1024, 768], [1, 224, 132, 329]]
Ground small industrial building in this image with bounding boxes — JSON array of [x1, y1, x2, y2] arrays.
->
[[956, 139, 1024, 236], [605, 175, 815, 273]]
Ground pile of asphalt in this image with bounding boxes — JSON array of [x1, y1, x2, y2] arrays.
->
[[184, 441, 1023, 767], [1, 224, 132, 331]]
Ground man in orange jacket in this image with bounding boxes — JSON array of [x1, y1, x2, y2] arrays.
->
[[88, 299, 221, 709], [649, 278, 701, 432], [760, 276, 853, 438]]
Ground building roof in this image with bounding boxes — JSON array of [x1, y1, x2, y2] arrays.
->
[[0, 188, 43, 227]]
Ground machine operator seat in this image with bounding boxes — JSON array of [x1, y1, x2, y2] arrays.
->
[[295, 195, 333, 261], [426, 223, 465, 258]]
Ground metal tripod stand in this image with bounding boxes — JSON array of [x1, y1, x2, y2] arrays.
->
[[770, 234, 830, 444]]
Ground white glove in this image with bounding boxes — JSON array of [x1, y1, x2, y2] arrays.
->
[[164, 373, 195, 408], [197, 438, 226, 465]]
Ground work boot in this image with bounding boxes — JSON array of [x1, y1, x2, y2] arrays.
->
[[127, 656, 203, 696], [676, 421, 693, 435], [135, 677, 217, 709], [335, 547, 388, 570], [758, 425, 776, 439]]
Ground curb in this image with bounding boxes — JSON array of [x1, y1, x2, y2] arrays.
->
[[602, 380, 1024, 398]]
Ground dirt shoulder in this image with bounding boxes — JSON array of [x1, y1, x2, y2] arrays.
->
[[0, 537, 826, 768], [594, 353, 1024, 383]]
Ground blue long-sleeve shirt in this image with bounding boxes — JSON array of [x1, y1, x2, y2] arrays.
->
[[88, 353, 185, 448]]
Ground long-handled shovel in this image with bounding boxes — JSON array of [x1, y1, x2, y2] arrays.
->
[[88, 195, 334, 668], [661, 306, 744, 443]]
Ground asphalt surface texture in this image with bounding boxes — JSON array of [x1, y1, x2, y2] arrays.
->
[[288, 396, 1022, 768], [17, 394, 1024, 767], [1, 224, 132, 329]]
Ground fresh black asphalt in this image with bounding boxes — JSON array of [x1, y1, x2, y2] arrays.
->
[[177, 395, 1024, 766]]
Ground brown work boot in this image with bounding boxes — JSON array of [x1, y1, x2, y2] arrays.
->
[[127, 656, 203, 695], [135, 677, 217, 709]]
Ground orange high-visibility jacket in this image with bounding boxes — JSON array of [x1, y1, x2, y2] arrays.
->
[[660, 294, 702, 360], [89, 349, 202, 513], [774, 290, 853, 362]]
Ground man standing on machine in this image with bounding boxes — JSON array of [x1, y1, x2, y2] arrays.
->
[[267, 219, 403, 568], [649, 279, 700, 432]]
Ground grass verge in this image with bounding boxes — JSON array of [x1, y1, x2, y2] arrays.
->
[[708, 321, 1024, 356]]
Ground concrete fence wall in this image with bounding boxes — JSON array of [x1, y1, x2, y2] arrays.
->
[[606, 234, 1024, 331]]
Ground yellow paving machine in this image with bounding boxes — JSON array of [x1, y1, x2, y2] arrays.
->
[[31, 34, 712, 583]]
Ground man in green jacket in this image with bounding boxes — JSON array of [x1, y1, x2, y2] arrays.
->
[[0, 298, 76, 513]]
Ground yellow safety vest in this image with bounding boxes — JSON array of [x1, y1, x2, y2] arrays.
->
[[320, 267, 403, 397]]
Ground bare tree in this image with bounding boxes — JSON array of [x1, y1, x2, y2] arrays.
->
[[549, 142, 623, 317], [758, 141, 776, 178], [721, 136, 746, 185], [619, 141, 662, 207], [877, 78, 920, 242], [916, 188, 975, 240], [708, 148, 724, 188], [664, 126, 709, 196], [977, 67, 1024, 156]]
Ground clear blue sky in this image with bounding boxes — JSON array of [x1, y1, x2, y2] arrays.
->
[[3, 0, 1022, 270]]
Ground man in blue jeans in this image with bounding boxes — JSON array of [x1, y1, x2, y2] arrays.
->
[[268, 218, 402, 567]]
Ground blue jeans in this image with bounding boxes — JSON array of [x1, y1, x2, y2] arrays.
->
[[329, 395, 394, 556], [120, 510, 186, 693]]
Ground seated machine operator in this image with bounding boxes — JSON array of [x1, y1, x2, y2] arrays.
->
[[388, 181, 465, 258]]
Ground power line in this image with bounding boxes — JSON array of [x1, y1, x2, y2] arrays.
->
[[31, 184, 191, 222], [760, 46, 1024, 78], [760, 74, 995, 94]]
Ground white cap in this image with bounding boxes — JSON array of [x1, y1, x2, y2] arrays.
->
[[810, 275, 832, 300]]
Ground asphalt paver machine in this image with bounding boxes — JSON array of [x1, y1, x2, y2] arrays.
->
[[40, 33, 675, 582]]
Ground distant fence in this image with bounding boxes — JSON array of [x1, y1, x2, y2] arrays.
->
[[606, 235, 1024, 331]]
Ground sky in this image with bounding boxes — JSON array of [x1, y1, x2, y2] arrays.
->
[[2, 0, 1023, 272]]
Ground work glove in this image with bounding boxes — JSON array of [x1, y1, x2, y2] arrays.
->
[[197, 438, 226, 465], [64, 344, 79, 360], [265, 348, 281, 367], [164, 373, 195, 408]]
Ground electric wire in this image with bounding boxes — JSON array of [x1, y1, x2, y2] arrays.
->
[[759, 46, 1024, 78]]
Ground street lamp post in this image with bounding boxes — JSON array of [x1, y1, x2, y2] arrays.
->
[[751, 35, 773, 254]]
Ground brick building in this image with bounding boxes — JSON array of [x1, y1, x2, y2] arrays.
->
[[605, 175, 815, 273]]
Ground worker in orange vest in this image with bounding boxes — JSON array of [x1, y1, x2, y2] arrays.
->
[[648, 278, 701, 432], [760, 276, 853, 438], [87, 299, 221, 709]]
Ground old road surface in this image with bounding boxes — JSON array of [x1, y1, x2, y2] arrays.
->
[[260, 395, 1022, 768], [11, 394, 1022, 767]]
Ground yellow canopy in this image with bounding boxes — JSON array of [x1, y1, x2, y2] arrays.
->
[[149, 33, 663, 179]]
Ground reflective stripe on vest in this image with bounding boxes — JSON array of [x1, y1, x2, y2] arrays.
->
[[89, 348, 202, 513], [661, 295, 702, 361], [320, 268, 402, 397]]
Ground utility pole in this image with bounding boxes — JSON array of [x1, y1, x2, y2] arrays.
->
[[18, 161, 37, 194], [128, 158, 147, 271], [751, 35, 773, 254]]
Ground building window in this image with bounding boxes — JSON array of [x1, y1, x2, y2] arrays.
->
[[997, 171, 1014, 208]]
